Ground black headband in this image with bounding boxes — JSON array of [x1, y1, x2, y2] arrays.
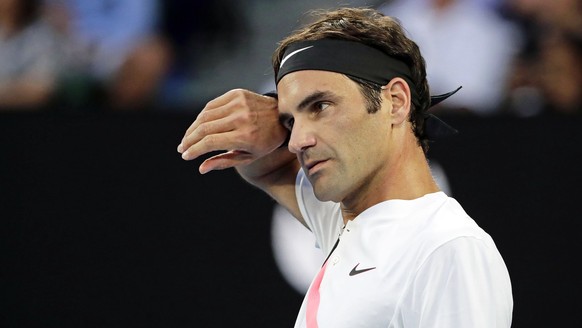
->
[[275, 38, 461, 139], [277, 39, 419, 100]]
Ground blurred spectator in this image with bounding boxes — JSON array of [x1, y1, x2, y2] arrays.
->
[[501, 0, 582, 116], [536, 34, 582, 114], [378, 0, 522, 116], [0, 0, 69, 110], [45, 0, 172, 110]]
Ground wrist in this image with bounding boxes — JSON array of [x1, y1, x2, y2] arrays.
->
[[263, 91, 289, 150]]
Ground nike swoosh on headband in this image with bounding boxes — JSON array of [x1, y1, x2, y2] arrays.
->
[[279, 46, 314, 69]]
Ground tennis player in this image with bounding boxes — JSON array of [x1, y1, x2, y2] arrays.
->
[[178, 7, 512, 327]]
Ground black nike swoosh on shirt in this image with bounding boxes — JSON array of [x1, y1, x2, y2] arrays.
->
[[349, 263, 377, 276]]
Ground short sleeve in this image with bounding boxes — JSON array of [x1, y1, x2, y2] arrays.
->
[[398, 236, 513, 328]]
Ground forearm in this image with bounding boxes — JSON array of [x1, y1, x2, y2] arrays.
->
[[236, 147, 303, 221], [236, 146, 295, 183], [178, 88, 305, 221]]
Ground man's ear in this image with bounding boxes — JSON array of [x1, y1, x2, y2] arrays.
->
[[381, 77, 411, 125]]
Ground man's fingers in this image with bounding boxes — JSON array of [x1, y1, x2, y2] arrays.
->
[[199, 150, 255, 174], [181, 115, 237, 153], [179, 89, 253, 152], [203, 89, 246, 112], [180, 103, 237, 151], [181, 130, 244, 161]]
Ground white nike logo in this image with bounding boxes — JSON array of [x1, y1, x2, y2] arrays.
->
[[279, 46, 314, 69]]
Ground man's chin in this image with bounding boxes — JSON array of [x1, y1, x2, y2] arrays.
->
[[312, 182, 342, 203]]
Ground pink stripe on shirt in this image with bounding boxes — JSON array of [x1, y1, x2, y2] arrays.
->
[[306, 261, 328, 328]]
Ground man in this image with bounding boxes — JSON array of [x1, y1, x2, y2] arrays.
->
[[178, 7, 513, 327]]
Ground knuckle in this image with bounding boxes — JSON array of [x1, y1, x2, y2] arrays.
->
[[241, 127, 258, 141], [202, 134, 216, 149], [231, 89, 249, 108], [202, 99, 215, 111], [236, 110, 251, 123], [230, 109, 243, 124], [231, 88, 247, 96], [197, 122, 209, 136], [197, 110, 209, 122]]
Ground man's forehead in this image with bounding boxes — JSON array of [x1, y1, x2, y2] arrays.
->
[[277, 70, 354, 94]]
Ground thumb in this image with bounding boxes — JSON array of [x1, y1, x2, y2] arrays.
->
[[199, 150, 254, 174]]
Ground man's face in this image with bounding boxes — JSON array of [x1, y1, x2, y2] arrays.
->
[[277, 70, 394, 203]]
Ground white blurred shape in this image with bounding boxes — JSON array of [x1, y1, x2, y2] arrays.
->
[[429, 160, 452, 195], [270, 204, 324, 294]]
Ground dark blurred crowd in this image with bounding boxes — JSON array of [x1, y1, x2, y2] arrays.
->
[[0, 0, 580, 115], [377, 0, 582, 116], [0, 0, 246, 111], [499, 0, 582, 116]]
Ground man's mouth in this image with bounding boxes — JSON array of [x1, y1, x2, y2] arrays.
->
[[304, 159, 327, 175]]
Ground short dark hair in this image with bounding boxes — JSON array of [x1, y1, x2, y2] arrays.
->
[[272, 8, 432, 152]]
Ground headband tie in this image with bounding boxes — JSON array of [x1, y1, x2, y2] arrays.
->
[[276, 38, 461, 139]]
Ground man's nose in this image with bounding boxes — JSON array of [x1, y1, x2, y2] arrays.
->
[[287, 123, 316, 154]]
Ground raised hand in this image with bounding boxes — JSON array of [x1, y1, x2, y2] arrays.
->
[[178, 89, 288, 174]]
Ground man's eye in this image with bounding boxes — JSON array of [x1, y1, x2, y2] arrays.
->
[[315, 102, 330, 112]]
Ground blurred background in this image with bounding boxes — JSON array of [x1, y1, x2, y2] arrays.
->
[[1, 0, 581, 327], [1, 0, 580, 115]]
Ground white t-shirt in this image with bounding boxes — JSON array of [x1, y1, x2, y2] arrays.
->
[[293, 169, 513, 328]]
